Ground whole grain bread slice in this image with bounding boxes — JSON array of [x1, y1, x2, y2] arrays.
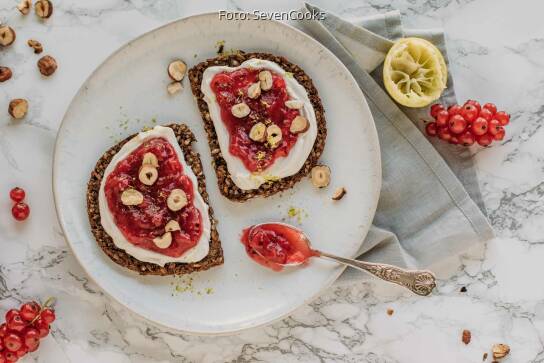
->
[[86, 123, 223, 276], [188, 52, 327, 202]]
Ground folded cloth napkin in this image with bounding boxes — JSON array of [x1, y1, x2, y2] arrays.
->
[[294, 4, 494, 282]]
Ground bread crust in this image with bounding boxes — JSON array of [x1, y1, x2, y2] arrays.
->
[[86, 123, 223, 276], [188, 52, 327, 202]]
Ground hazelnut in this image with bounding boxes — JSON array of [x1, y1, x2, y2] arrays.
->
[[285, 100, 304, 109], [0, 66, 12, 82], [247, 82, 261, 99], [167, 81, 183, 95], [492, 344, 510, 360], [165, 220, 181, 232], [266, 124, 282, 148], [120, 188, 143, 206], [152, 232, 172, 249], [35, 0, 53, 19], [249, 122, 266, 142], [0, 26, 16, 47], [331, 187, 346, 201], [167, 189, 188, 211], [461, 329, 471, 345], [310, 165, 331, 188], [138, 165, 158, 185], [289, 115, 309, 134], [37, 55, 57, 76], [258, 70, 273, 91], [167, 60, 187, 81], [142, 152, 159, 167], [8, 99, 28, 119], [27, 39, 43, 54], [231, 102, 250, 118], [17, 0, 31, 15]]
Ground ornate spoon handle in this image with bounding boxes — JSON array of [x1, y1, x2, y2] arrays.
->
[[317, 251, 436, 296]]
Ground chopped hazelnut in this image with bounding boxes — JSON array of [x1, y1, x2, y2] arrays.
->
[[17, 0, 31, 15], [37, 55, 57, 76], [386, 308, 394, 316], [8, 99, 28, 119], [231, 102, 250, 118], [266, 124, 282, 148], [259, 70, 273, 91], [310, 165, 331, 188], [289, 115, 309, 134], [247, 82, 261, 99], [167, 81, 183, 95], [249, 122, 266, 142], [167, 60, 187, 81], [462, 329, 471, 345], [27, 39, 43, 54], [332, 187, 346, 201], [492, 344, 510, 360]]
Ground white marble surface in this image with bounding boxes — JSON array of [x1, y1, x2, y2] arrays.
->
[[0, 0, 543, 362]]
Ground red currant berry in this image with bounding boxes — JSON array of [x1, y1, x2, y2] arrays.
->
[[437, 127, 452, 141], [482, 103, 497, 114], [5, 310, 19, 323], [472, 117, 489, 136], [495, 111, 510, 126], [449, 136, 459, 145], [15, 346, 27, 358], [461, 104, 479, 122], [494, 127, 505, 141], [20, 302, 41, 322], [11, 203, 29, 221], [464, 99, 481, 112], [479, 108, 494, 121], [487, 119, 501, 136], [23, 329, 39, 350], [430, 104, 444, 118], [34, 318, 49, 338], [9, 188, 25, 203], [3, 351, 17, 363], [476, 134, 493, 146], [27, 341, 39, 352], [436, 110, 449, 127], [3, 333, 23, 352], [0, 352, 5, 363], [0, 323, 8, 338], [7, 315, 25, 333], [448, 114, 467, 134], [447, 104, 462, 117], [425, 122, 438, 137], [40, 308, 55, 324]]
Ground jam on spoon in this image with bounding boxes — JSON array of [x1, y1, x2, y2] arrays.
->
[[241, 222, 437, 296]]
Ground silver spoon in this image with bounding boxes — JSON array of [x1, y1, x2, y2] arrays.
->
[[249, 223, 436, 296]]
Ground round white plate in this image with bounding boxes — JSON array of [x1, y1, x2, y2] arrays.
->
[[53, 13, 381, 335]]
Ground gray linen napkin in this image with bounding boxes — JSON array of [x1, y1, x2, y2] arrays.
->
[[295, 4, 494, 282]]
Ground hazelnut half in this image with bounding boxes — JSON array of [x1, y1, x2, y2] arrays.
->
[[247, 82, 261, 99], [142, 152, 159, 167], [249, 122, 266, 142], [167, 189, 188, 211], [165, 220, 181, 232], [138, 165, 158, 185], [120, 188, 143, 206], [492, 344, 510, 360], [285, 100, 304, 109], [37, 55, 57, 76], [27, 39, 43, 54], [35, 0, 53, 19], [259, 70, 273, 91], [17, 0, 31, 15], [8, 99, 28, 119], [167, 60, 187, 81], [167, 81, 183, 95], [332, 187, 346, 201], [231, 102, 250, 118], [153, 232, 172, 249], [290, 115, 309, 134], [0, 66, 12, 82], [311, 165, 331, 188], [0, 26, 16, 47], [266, 124, 282, 148]]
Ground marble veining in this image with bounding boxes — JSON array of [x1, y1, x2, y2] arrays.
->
[[1, 0, 543, 362]]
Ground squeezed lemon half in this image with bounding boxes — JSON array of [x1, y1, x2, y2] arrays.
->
[[383, 37, 447, 108]]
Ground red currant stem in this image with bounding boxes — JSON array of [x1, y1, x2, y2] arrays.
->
[[27, 296, 57, 326]]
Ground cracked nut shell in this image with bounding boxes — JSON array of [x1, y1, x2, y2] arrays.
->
[[37, 55, 57, 76], [17, 0, 31, 15], [0, 66, 12, 82], [35, 0, 53, 18], [27, 39, 43, 54], [8, 99, 28, 119], [0, 26, 16, 47], [331, 187, 346, 201]]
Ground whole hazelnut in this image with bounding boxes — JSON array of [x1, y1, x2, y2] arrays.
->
[[37, 55, 57, 76], [0, 66, 12, 82]]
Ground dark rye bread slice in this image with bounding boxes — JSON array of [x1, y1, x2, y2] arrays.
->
[[188, 52, 327, 202], [87, 123, 223, 276]]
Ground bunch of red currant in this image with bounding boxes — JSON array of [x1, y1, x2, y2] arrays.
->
[[425, 100, 510, 146], [9, 188, 29, 221], [0, 299, 55, 362]]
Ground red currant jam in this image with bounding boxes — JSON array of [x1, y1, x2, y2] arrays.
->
[[241, 223, 318, 271], [104, 137, 202, 257], [210, 68, 301, 172]]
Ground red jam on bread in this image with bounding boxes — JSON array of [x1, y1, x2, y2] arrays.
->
[[210, 68, 305, 172], [104, 137, 202, 257], [241, 223, 318, 271]]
